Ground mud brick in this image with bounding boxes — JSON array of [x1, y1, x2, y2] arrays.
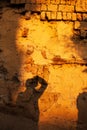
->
[[74, 21, 80, 29], [51, 11, 57, 20], [83, 13, 87, 21], [40, 12, 46, 20], [50, 0, 60, 4], [67, 13, 72, 20], [72, 13, 77, 21], [41, 4, 47, 11], [48, 4, 57, 11], [56, 12, 62, 20], [62, 12, 67, 20], [77, 13, 82, 21], [59, 5, 74, 12], [46, 11, 51, 20]]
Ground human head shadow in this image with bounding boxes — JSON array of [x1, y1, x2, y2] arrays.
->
[[26, 75, 48, 98], [77, 92, 87, 130]]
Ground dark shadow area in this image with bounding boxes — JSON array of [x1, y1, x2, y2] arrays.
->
[[72, 20, 87, 130], [77, 92, 87, 130], [0, 0, 22, 80], [0, 1, 43, 130], [71, 21, 87, 67], [0, 76, 48, 130], [0, 1, 87, 130], [0, 1, 23, 130], [17, 76, 48, 122]]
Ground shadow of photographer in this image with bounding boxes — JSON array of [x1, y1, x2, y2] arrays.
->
[[16, 75, 48, 122]]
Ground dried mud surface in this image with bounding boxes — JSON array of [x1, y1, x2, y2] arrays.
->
[[0, 1, 87, 130]]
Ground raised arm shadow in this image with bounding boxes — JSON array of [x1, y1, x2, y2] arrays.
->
[[25, 75, 48, 98]]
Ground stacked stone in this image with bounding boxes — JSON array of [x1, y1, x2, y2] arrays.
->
[[25, 0, 75, 20], [10, 0, 87, 22]]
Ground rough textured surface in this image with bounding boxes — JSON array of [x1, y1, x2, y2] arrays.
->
[[10, 0, 87, 21], [0, 1, 87, 130]]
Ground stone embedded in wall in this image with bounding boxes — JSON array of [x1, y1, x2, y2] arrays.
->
[[24, 12, 31, 20], [26, 45, 34, 55], [22, 28, 29, 37], [52, 56, 66, 65]]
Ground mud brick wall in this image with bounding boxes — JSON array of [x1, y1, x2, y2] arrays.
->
[[10, 0, 87, 39], [10, 0, 87, 21], [0, 1, 87, 130]]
